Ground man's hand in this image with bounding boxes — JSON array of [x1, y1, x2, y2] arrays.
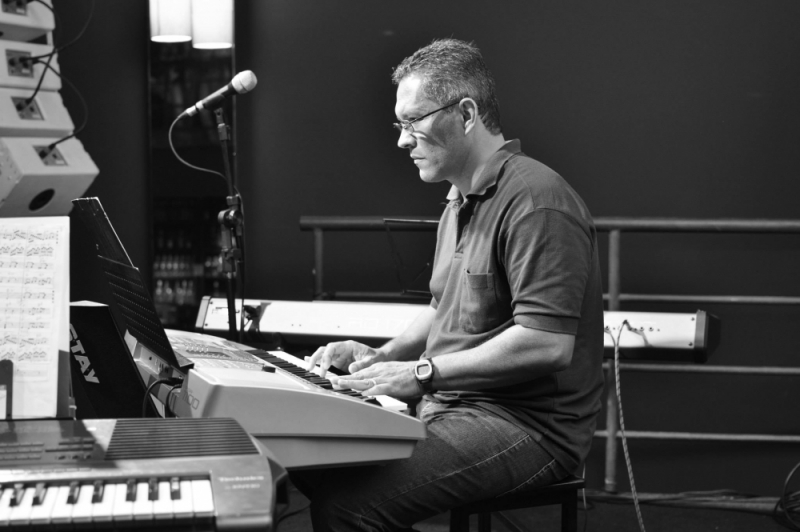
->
[[305, 340, 386, 378], [339, 361, 424, 400]]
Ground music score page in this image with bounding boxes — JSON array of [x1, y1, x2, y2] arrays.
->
[[0, 217, 69, 418]]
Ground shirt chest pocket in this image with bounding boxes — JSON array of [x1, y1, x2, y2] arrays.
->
[[459, 270, 501, 333]]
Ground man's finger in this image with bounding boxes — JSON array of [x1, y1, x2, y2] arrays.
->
[[305, 347, 325, 372]]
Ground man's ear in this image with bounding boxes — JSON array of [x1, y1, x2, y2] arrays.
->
[[460, 98, 479, 134]]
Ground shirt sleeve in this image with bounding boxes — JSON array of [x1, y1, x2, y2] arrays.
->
[[504, 208, 593, 335]]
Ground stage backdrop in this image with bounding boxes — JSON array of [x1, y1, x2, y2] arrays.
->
[[234, 0, 800, 496], [57, 0, 800, 498]]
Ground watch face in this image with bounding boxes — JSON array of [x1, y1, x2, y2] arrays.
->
[[415, 360, 433, 381]]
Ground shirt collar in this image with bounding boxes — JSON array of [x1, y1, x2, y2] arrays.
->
[[446, 139, 522, 202]]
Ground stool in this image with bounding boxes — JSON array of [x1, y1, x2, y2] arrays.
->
[[448, 475, 584, 532]]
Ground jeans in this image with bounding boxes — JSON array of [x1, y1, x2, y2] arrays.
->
[[291, 400, 569, 532]]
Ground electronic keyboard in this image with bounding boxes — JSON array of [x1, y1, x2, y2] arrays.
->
[[126, 330, 428, 471], [0, 417, 287, 531], [196, 298, 720, 361]]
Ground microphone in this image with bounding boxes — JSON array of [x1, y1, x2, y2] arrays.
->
[[179, 70, 258, 118]]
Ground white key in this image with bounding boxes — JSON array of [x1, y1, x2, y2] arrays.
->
[[152, 480, 173, 519], [111, 482, 134, 523], [0, 487, 12, 526], [191, 480, 214, 517], [49, 486, 74, 525], [171, 480, 194, 519], [132, 481, 153, 521], [29, 485, 58, 525], [70, 484, 94, 523], [91, 482, 115, 524], [8, 486, 35, 526]]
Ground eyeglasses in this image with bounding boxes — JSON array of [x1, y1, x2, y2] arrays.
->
[[393, 101, 460, 133]]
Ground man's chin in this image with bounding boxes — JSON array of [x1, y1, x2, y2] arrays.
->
[[418, 169, 442, 184]]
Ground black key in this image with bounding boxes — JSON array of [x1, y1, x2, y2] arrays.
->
[[92, 480, 104, 503], [67, 481, 80, 504], [32, 483, 46, 505], [125, 479, 137, 502], [169, 477, 181, 500], [148, 478, 159, 501], [10, 483, 24, 507]]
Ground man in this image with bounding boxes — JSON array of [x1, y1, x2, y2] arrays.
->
[[301, 38, 604, 531]]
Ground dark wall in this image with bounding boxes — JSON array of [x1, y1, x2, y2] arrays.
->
[[54, 0, 151, 303], [234, 1, 800, 496], [54, 0, 800, 499]]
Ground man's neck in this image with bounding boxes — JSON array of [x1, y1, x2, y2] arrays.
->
[[452, 133, 507, 197]]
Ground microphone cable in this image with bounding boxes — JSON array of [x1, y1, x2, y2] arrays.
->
[[168, 115, 249, 342]]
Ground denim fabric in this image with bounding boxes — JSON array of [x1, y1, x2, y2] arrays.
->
[[291, 401, 569, 531]]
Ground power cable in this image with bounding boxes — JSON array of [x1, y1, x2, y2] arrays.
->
[[605, 321, 647, 532]]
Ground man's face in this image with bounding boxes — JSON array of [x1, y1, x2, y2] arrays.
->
[[394, 75, 467, 184]]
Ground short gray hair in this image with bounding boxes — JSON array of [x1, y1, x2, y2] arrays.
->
[[392, 38, 502, 135]]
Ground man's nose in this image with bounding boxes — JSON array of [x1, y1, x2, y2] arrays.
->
[[397, 128, 416, 150]]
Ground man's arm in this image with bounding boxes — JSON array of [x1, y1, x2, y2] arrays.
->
[[340, 323, 574, 398], [423, 324, 573, 390]]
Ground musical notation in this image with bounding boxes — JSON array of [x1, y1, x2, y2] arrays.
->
[[0, 218, 69, 418]]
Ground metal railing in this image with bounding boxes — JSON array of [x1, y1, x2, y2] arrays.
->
[[299, 215, 800, 492]]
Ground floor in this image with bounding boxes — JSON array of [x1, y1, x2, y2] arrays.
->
[[275, 482, 791, 532]]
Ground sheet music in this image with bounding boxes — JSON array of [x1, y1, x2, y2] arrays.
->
[[0, 217, 69, 418]]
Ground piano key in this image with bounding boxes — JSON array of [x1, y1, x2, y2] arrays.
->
[[32, 482, 46, 505], [191, 479, 214, 518], [8, 486, 35, 526], [49, 485, 75, 525], [66, 481, 80, 504], [70, 483, 95, 524], [152, 480, 174, 518], [10, 483, 24, 506], [169, 477, 181, 500], [91, 479, 104, 503], [132, 481, 154, 521], [171, 480, 194, 520], [90, 482, 115, 524], [111, 482, 134, 523], [0, 486, 12, 526], [125, 479, 137, 502], [148, 477, 159, 501], [29, 485, 58, 526]]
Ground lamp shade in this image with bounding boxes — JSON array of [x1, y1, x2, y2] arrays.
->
[[192, 0, 233, 49], [149, 0, 192, 43]]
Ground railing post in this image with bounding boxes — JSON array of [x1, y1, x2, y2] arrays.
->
[[313, 228, 324, 299], [604, 229, 621, 492]]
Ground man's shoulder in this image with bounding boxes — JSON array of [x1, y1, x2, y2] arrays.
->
[[497, 153, 589, 215]]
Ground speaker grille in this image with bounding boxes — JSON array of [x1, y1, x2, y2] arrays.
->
[[106, 418, 258, 460]]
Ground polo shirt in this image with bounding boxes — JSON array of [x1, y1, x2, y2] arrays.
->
[[425, 139, 605, 473]]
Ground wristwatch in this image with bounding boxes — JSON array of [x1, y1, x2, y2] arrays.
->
[[414, 358, 435, 393]]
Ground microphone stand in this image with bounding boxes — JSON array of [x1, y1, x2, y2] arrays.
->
[[214, 107, 243, 342]]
